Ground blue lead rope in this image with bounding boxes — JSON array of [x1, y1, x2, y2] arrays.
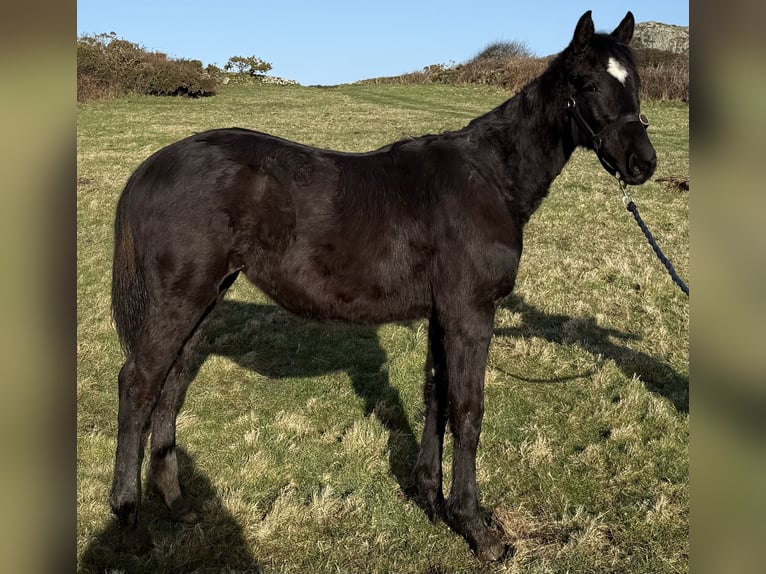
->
[[622, 191, 689, 297]]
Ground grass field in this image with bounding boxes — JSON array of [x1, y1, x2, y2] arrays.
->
[[77, 83, 688, 573]]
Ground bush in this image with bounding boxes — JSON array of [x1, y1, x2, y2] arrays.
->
[[77, 33, 217, 101], [452, 56, 548, 90], [365, 56, 548, 94], [635, 48, 689, 102], [468, 40, 533, 63], [141, 58, 217, 97], [224, 55, 272, 77]]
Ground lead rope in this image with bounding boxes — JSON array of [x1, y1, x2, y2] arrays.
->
[[618, 180, 689, 297]]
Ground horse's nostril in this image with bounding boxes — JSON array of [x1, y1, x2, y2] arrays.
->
[[628, 153, 638, 173]]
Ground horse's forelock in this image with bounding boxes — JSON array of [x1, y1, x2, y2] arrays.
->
[[563, 33, 639, 91], [593, 34, 637, 76]]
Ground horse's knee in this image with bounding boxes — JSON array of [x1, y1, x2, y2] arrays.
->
[[449, 401, 484, 445], [116, 359, 135, 397], [117, 356, 170, 428]]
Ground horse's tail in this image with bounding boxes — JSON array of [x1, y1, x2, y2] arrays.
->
[[111, 186, 147, 356]]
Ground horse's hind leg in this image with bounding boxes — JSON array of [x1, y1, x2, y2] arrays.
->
[[415, 316, 448, 520], [147, 317, 207, 525], [110, 287, 225, 553], [110, 353, 153, 553], [148, 272, 239, 523]]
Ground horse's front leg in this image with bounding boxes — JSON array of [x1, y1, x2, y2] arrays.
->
[[442, 305, 507, 562]]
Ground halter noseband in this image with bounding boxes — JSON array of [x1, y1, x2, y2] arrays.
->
[[566, 97, 649, 177]]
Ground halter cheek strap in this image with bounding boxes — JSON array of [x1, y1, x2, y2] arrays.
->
[[566, 97, 649, 176]]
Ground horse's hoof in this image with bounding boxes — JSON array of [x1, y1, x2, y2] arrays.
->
[[169, 496, 201, 524], [121, 525, 153, 554], [474, 532, 510, 562]]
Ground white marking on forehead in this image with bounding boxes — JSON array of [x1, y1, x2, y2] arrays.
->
[[607, 57, 629, 85]]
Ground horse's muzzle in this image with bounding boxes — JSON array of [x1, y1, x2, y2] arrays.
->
[[624, 149, 657, 185]]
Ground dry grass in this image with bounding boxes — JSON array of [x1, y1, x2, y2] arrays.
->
[[638, 55, 689, 102], [656, 175, 690, 192], [77, 84, 688, 573]]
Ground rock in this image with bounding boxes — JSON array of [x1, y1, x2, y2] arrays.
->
[[633, 21, 689, 54]]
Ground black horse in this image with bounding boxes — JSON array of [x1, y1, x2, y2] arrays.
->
[[109, 11, 655, 561]]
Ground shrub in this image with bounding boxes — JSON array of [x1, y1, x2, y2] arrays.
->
[[365, 56, 548, 94], [468, 40, 533, 63], [77, 33, 217, 101], [635, 48, 689, 101], [141, 58, 217, 97], [452, 56, 548, 90], [224, 55, 272, 77]]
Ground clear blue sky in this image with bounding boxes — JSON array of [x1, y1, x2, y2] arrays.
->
[[77, 1, 689, 86]]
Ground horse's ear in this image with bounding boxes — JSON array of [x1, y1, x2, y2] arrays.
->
[[611, 11, 635, 45], [572, 10, 594, 52]]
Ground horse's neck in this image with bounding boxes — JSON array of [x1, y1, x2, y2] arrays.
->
[[467, 69, 575, 224]]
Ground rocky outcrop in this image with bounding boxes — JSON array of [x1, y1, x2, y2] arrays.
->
[[633, 21, 689, 54]]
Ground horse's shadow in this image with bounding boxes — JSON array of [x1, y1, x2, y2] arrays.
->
[[495, 294, 688, 412], [203, 299, 421, 494], [79, 447, 261, 573], [80, 294, 686, 570]]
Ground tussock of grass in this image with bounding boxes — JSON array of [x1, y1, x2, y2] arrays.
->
[[656, 175, 690, 192], [78, 84, 687, 573]]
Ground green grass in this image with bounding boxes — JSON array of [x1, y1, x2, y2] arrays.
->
[[77, 84, 688, 573]]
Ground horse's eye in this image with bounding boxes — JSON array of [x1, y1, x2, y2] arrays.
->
[[584, 83, 598, 92]]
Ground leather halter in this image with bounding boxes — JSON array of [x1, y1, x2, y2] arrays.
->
[[566, 97, 649, 177]]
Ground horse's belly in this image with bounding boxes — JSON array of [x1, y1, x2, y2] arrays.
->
[[264, 274, 431, 324], [245, 245, 432, 324]]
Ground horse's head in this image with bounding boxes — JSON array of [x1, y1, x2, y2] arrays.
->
[[564, 11, 656, 185]]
